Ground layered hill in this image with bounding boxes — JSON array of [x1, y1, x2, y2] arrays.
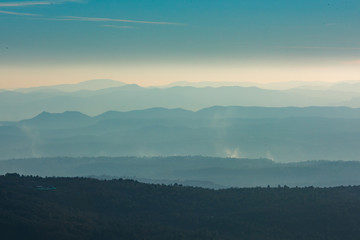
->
[[2, 81, 360, 121], [1, 157, 360, 188], [1, 106, 360, 162]]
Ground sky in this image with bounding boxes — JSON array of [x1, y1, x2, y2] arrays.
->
[[0, 0, 360, 88]]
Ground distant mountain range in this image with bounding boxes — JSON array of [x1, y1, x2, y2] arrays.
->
[[1, 106, 360, 162], [1, 156, 360, 188], [9, 79, 359, 92], [2, 79, 360, 121], [13, 79, 127, 93], [164, 80, 334, 90], [2, 80, 360, 163]]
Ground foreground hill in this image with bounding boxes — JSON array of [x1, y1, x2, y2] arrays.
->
[[1, 174, 360, 240], [1, 157, 360, 188], [2, 106, 360, 162]]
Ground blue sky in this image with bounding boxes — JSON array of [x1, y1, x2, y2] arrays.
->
[[1, 0, 360, 87]]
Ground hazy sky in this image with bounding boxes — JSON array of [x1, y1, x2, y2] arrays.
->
[[1, 0, 360, 88]]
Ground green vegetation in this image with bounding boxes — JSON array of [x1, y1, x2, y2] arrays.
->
[[1, 174, 360, 239]]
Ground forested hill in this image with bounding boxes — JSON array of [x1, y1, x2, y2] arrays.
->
[[1, 174, 360, 240]]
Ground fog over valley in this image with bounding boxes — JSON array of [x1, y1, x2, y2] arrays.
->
[[2, 1, 360, 238]]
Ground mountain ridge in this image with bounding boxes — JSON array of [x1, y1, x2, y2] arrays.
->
[[17, 106, 360, 124], [2, 106, 360, 162], [1, 157, 360, 188], [2, 82, 360, 121]]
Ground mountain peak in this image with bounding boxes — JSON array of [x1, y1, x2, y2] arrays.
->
[[20, 111, 91, 128]]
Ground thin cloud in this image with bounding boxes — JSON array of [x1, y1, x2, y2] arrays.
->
[[0, 1, 82, 16], [325, 23, 336, 27], [0, 2, 49, 7], [279, 46, 360, 50], [102, 25, 135, 29], [0, 0, 83, 7], [0, 2, 183, 27], [61, 16, 184, 25], [0, 10, 39, 16]]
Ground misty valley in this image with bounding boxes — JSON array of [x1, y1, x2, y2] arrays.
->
[[0, 0, 360, 235], [2, 80, 360, 239], [2, 0, 360, 236], [1, 156, 360, 188], [1, 105, 360, 162]]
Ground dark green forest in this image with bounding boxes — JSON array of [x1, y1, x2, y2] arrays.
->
[[1, 174, 360, 240]]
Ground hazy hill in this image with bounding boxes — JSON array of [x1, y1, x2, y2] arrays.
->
[[165, 80, 333, 90], [329, 81, 360, 93], [21, 111, 93, 128], [94, 107, 194, 121], [196, 106, 360, 119], [13, 79, 127, 93], [1, 82, 360, 121], [21, 106, 360, 125], [1, 157, 360, 188], [2, 106, 360, 162]]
